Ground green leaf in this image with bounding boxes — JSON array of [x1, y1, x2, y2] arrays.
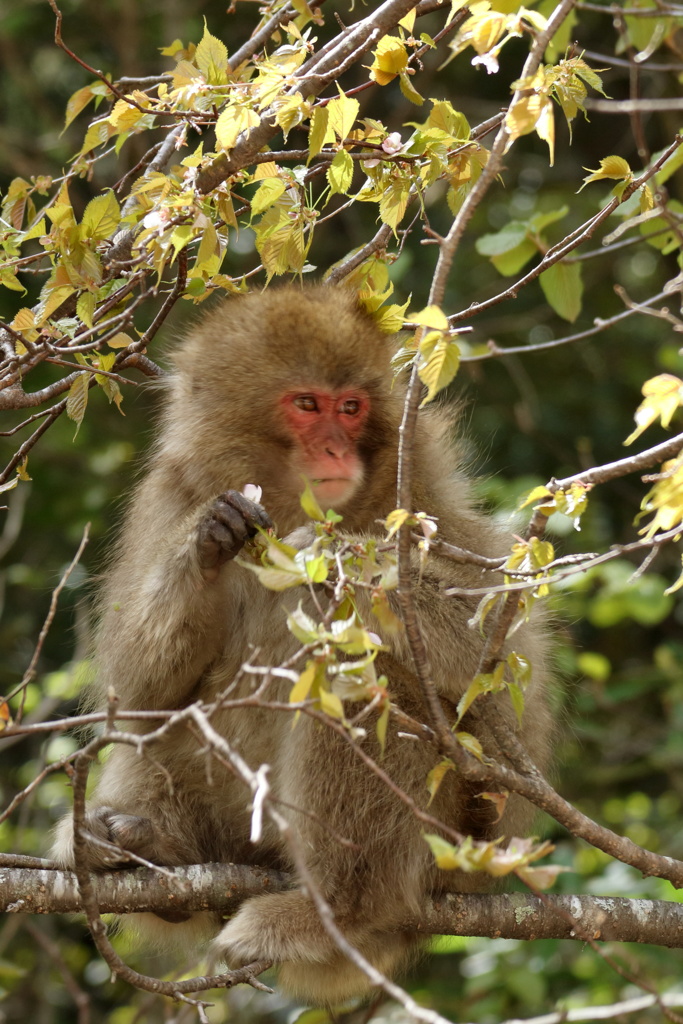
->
[[654, 141, 683, 186], [491, 240, 537, 276], [539, 260, 583, 322], [476, 222, 528, 257]]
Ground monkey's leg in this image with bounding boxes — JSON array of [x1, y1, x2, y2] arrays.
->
[[213, 707, 432, 1005]]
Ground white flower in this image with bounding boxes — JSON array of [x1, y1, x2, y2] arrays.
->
[[243, 483, 263, 504], [381, 131, 403, 154], [472, 52, 499, 74], [142, 211, 166, 231]]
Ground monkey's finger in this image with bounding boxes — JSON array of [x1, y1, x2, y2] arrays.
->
[[220, 489, 274, 532], [208, 501, 252, 547]]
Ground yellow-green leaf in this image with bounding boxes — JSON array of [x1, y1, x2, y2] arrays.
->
[[367, 35, 408, 85], [251, 178, 287, 218], [385, 507, 413, 539], [64, 84, 96, 131], [625, 374, 683, 445], [327, 88, 359, 142], [379, 177, 409, 232], [376, 701, 390, 757], [418, 332, 460, 405], [319, 688, 344, 720], [518, 485, 554, 509], [423, 833, 462, 870], [36, 285, 76, 326], [107, 332, 134, 349], [327, 149, 354, 195], [308, 105, 332, 162], [77, 292, 96, 329], [410, 304, 449, 330], [81, 190, 121, 241], [290, 661, 317, 704], [195, 20, 228, 85], [66, 373, 89, 435], [215, 105, 260, 152], [370, 589, 402, 634], [399, 72, 425, 106], [300, 479, 325, 521], [426, 759, 455, 805], [582, 155, 632, 186], [454, 730, 484, 760]]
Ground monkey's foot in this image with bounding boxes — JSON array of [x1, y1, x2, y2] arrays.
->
[[213, 891, 417, 1005], [215, 892, 331, 965], [54, 805, 180, 871]]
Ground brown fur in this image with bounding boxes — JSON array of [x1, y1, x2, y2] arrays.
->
[[52, 286, 552, 1005]]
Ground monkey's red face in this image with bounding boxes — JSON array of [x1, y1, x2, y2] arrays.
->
[[280, 389, 369, 507]]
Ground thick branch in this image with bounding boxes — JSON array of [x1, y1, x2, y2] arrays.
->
[[4, 865, 683, 948], [195, 0, 421, 193]]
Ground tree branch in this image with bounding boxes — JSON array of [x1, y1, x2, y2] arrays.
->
[[4, 865, 683, 948]]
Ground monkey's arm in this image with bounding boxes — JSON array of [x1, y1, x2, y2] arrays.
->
[[95, 488, 272, 711]]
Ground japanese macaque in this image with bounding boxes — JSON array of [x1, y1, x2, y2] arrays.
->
[[53, 286, 552, 1006]]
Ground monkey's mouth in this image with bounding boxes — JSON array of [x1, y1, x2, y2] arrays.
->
[[311, 477, 359, 506]]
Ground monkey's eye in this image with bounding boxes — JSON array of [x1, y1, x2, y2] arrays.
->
[[339, 399, 361, 416], [293, 395, 318, 412]]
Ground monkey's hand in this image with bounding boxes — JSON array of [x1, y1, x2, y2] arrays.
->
[[197, 491, 273, 572]]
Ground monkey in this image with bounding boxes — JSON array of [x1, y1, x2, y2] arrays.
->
[[52, 285, 552, 1006]]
